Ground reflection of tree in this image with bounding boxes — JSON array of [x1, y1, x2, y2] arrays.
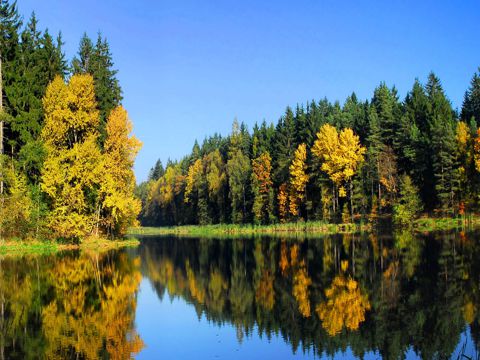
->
[[0, 251, 143, 359], [316, 275, 370, 335], [137, 230, 480, 360], [293, 264, 312, 317], [42, 253, 144, 359]]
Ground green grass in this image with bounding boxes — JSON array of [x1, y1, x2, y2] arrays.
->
[[130, 214, 480, 238], [0, 240, 60, 256], [128, 220, 370, 237], [0, 237, 140, 257]]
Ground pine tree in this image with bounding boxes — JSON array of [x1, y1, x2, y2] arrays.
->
[[72, 33, 122, 142], [149, 159, 165, 181], [462, 68, 480, 126], [8, 14, 67, 180], [273, 107, 296, 186], [0, 0, 22, 194], [426, 73, 460, 212], [372, 83, 399, 146], [393, 175, 422, 226], [227, 120, 251, 223]]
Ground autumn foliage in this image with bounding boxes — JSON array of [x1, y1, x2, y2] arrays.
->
[[40, 75, 141, 240]]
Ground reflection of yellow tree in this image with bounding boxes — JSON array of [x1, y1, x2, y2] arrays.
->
[[293, 264, 312, 317], [255, 270, 275, 311], [279, 241, 289, 275], [316, 276, 370, 336], [208, 269, 228, 313], [42, 253, 143, 359], [186, 261, 205, 304], [279, 243, 312, 317], [463, 298, 476, 324]]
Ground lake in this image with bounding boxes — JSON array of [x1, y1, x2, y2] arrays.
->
[[0, 230, 479, 359]]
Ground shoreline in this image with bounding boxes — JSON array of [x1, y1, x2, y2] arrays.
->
[[0, 237, 140, 257], [129, 216, 480, 237]]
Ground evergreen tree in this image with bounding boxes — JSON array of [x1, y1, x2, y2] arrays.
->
[[7, 14, 67, 180], [372, 83, 399, 146], [426, 73, 460, 211], [462, 68, 480, 125], [72, 33, 122, 141], [149, 159, 164, 181], [273, 107, 296, 185], [393, 175, 422, 226]]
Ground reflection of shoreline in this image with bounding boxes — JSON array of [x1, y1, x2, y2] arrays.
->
[[138, 231, 480, 359]]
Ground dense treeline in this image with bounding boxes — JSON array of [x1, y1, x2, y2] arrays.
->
[[140, 70, 480, 227], [0, 1, 140, 241]]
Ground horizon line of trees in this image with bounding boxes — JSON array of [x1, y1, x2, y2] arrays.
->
[[0, 0, 140, 241], [139, 68, 480, 226]]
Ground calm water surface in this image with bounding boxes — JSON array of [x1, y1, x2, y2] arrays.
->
[[1, 231, 479, 359]]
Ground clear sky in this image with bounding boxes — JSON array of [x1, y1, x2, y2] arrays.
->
[[18, 0, 480, 182]]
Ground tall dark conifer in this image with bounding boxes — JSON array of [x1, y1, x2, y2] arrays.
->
[[426, 73, 460, 211], [462, 68, 480, 125]]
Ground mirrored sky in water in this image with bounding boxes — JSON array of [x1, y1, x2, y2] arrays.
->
[[1, 231, 480, 359], [134, 276, 476, 360]]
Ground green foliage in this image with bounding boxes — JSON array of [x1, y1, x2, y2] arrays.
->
[[72, 33, 122, 142], [140, 69, 480, 227], [393, 175, 423, 226]]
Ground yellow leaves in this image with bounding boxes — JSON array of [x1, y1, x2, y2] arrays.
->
[[456, 121, 470, 154], [289, 143, 309, 216], [312, 124, 366, 188], [185, 158, 204, 203], [252, 152, 274, 223], [277, 183, 289, 223], [41, 76, 141, 239], [42, 74, 99, 150], [252, 152, 273, 194], [101, 106, 142, 236], [0, 166, 33, 237], [316, 275, 371, 336], [293, 264, 312, 317], [41, 75, 103, 240], [205, 149, 226, 198], [473, 128, 480, 173]]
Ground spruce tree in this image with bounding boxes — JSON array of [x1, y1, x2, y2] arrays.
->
[[462, 68, 480, 125], [272, 107, 296, 185], [149, 159, 165, 181], [72, 33, 122, 142], [426, 73, 460, 211]]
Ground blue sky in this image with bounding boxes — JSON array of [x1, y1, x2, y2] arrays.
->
[[18, 0, 480, 182]]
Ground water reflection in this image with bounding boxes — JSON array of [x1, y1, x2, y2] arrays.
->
[[138, 231, 480, 359], [0, 251, 143, 359], [0, 231, 479, 359]]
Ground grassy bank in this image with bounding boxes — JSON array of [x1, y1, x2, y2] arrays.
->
[[0, 236, 140, 257], [129, 215, 480, 238], [128, 221, 370, 237]]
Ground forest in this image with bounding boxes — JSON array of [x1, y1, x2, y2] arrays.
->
[[139, 67, 480, 227], [0, 1, 140, 242]]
